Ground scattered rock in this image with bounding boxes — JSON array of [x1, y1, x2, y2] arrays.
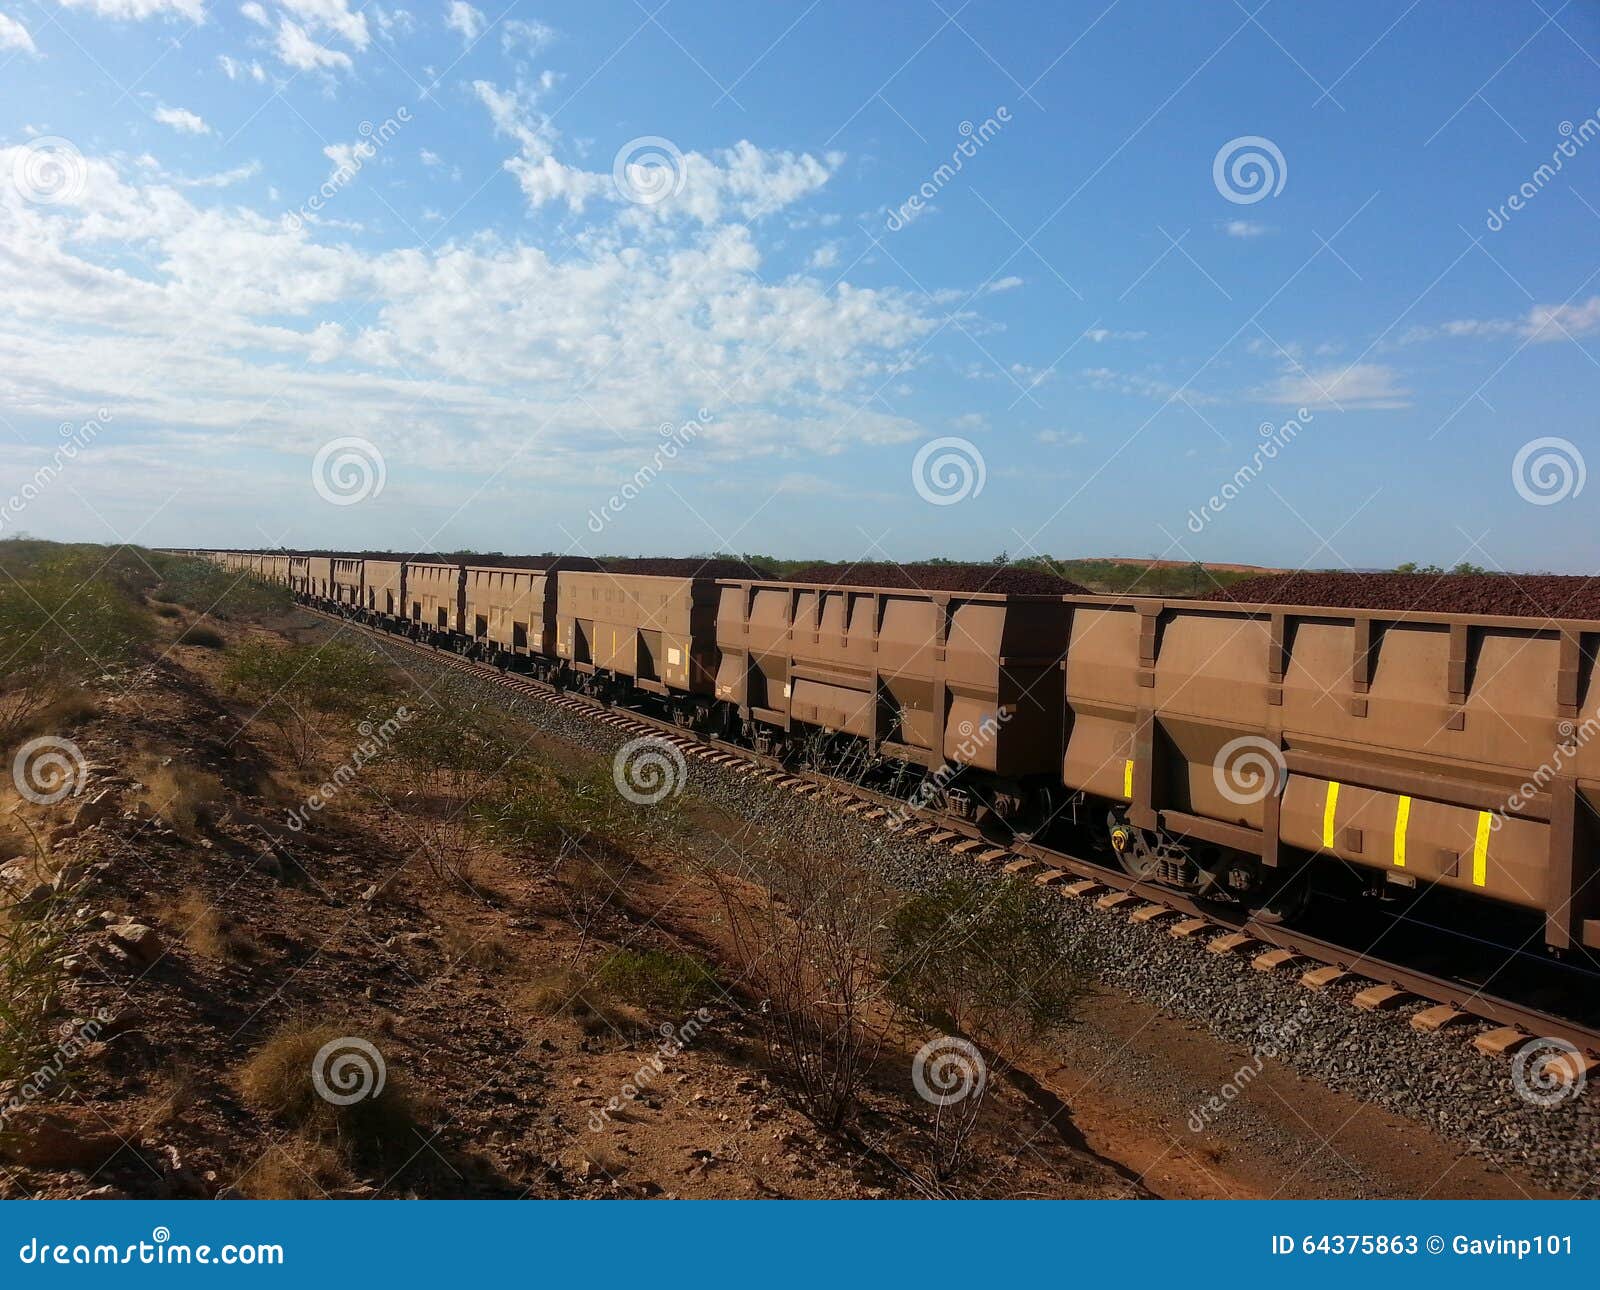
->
[[105, 923, 163, 966]]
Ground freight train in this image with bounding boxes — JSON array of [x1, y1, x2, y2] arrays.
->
[[186, 550, 1600, 958]]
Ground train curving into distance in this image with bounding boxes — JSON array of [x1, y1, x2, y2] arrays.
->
[[186, 548, 1600, 958]]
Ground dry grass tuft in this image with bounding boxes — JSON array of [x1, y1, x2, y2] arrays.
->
[[236, 1135, 354, 1199], [167, 890, 258, 961], [521, 968, 629, 1038], [136, 762, 224, 834], [238, 1020, 428, 1171]]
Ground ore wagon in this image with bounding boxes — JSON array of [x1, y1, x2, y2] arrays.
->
[[331, 557, 364, 610], [1067, 594, 1600, 950], [405, 562, 463, 640], [362, 559, 405, 626], [554, 568, 722, 717], [716, 578, 1068, 828]]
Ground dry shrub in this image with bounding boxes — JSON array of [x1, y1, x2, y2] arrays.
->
[[239, 1021, 427, 1172], [887, 875, 1085, 1180], [151, 602, 184, 620], [236, 1136, 354, 1199], [166, 890, 258, 961], [713, 848, 898, 1131], [521, 968, 629, 1038], [440, 921, 510, 972], [137, 762, 224, 834], [594, 948, 718, 1014]]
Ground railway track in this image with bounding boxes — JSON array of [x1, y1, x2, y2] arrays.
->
[[304, 606, 1600, 1085]]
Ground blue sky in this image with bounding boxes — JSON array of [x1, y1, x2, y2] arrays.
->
[[1, 0, 1597, 570]]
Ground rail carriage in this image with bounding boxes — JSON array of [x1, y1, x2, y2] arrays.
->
[[195, 547, 1600, 954]]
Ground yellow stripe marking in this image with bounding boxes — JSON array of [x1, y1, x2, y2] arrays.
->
[[1322, 781, 1341, 850], [1393, 795, 1410, 867], [1123, 759, 1135, 799], [1473, 810, 1491, 887]]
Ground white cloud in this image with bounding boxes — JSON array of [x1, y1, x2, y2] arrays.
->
[[1083, 327, 1146, 343], [502, 17, 552, 53], [1402, 296, 1600, 346], [273, 17, 352, 70], [0, 145, 937, 490], [474, 80, 836, 223], [176, 160, 261, 188], [1036, 429, 1086, 446], [808, 243, 838, 269], [372, 6, 413, 40], [984, 275, 1023, 293], [239, 0, 268, 24], [0, 12, 38, 53], [154, 104, 211, 135], [445, 0, 483, 41], [1224, 219, 1269, 238], [278, 0, 368, 49], [1524, 296, 1600, 341], [56, 0, 205, 18], [419, 149, 441, 166], [1260, 362, 1409, 409]]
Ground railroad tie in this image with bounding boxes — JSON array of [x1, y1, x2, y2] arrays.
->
[[1061, 879, 1104, 899], [1352, 984, 1412, 1012], [1409, 1004, 1472, 1033], [1250, 948, 1305, 973], [1299, 966, 1353, 991], [1471, 1027, 1532, 1058], [1206, 932, 1258, 956], [1169, 917, 1211, 940], [1094, 890, 1140, 912]]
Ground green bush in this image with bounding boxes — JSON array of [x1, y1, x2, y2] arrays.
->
[[223, 639, 396, 762], [887, 876, 1082, 1044], [595, 949, 718, 1013], [0, 541, 152, 742]]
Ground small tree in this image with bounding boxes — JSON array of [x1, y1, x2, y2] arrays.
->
[[385, 701, 519, 883], [713, 847, 898, 1131]]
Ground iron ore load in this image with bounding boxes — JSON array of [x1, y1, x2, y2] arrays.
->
[[193, 550, 1600, 958]]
